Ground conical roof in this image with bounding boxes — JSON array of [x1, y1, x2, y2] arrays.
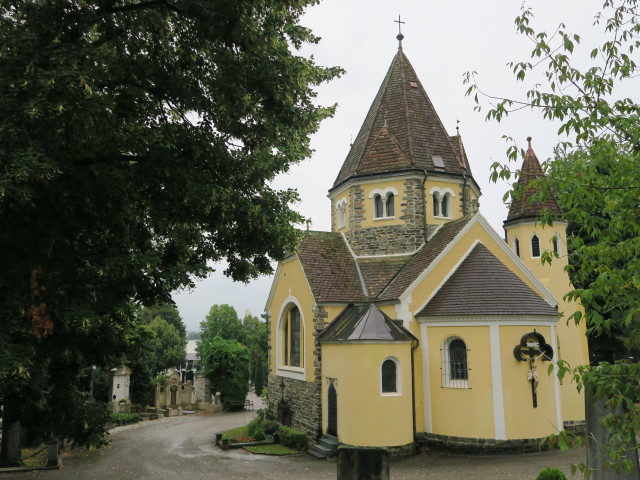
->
[[505, 137, 562, 223], [332, 49, 474, 189]]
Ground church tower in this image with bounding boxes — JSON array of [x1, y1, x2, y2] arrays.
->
[[328, 38, 480, 257]]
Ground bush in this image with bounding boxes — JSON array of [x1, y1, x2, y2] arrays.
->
[[535, 467, 567, 480], [279, 425, 308, 451], [247, 416, 266, 441], [110, 413, 140, 426]]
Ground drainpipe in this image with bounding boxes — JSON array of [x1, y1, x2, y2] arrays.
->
[[411, 337, 420, 443]]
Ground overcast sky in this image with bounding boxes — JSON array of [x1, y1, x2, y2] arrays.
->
[[172, 0, 616, 332]]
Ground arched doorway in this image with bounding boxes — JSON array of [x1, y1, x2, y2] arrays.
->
[[327, 383, 337, 437]]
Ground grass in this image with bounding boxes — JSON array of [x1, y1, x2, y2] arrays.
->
[[220, 425, 249, 440], [243, 444, 300, 455]]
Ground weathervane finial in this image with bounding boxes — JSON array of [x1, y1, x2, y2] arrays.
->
[[394, 15, 405, 50]]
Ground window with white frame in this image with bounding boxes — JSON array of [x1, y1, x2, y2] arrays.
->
[[381, 357, 401, 394], [552, 235, 559, 255], [370, 188, 397, 219], [441, 336, 469, 388], [513, 237, 520, 257], [429, 187, 455, 219], [336, 198, 347, 229], [531, 234, 541, 258], [282, 306, 303, 368]]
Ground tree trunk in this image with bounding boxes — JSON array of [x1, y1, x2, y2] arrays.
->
[[586, 384, 640, 479]]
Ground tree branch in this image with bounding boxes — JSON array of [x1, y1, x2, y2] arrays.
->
[[103, 0, 181, 15]]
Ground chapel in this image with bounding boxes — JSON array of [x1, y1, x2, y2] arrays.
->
[[266, 33, 588, 456]]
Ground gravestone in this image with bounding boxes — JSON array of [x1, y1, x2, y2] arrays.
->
[[107, 366, 132, 413]]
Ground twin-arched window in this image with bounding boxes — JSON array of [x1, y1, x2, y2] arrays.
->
[[373, 192, 395, 219], [430, 188, 455, 219]]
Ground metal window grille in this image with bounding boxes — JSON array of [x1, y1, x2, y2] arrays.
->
[[441, 337, 470, 388]]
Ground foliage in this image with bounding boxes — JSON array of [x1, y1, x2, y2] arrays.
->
[[535, 467, 567, 480], [110, 413, 140, 426], [147, 316, 186, 373], [200, 304, 243, 343], [254, 362, 265, 397], [247, 416, 267, 441], [199, 336, 250, 408], [0, 0, 339, 461], [137, 304, 186, 340], [186, 331, 201, 341], [465, 0, 640, 474], [278, 426, 308, 451]]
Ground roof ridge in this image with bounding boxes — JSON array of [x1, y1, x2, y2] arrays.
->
[[398, 52, 415, 161]]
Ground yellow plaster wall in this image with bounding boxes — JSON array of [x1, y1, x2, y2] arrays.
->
[[360, 179, 406, 228], [500, 325, 559, 438], [268, 258, 316, 382], [427, 326, 495, 438], [329, 190, 350, 234], [322, 343, 414, 447], [505, 223, 588, 422], [425, 178, 463, 224]]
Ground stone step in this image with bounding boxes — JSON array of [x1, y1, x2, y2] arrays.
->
[[319, 437, 338, 450], [307, 445, 329, 459]]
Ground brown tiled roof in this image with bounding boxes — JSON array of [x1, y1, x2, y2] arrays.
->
[[377, 215, 474, 301], [505, 138, 562, 223], [450, 134, 475, 181], [358, 256, 411, 298], [297, 231, 368, 304], [318, 304, 416, 342], [333, 50, 473, 189], [417, 243, 558, 317]]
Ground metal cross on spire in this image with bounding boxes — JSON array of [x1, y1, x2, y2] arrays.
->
[[395, 15, 405, 50]]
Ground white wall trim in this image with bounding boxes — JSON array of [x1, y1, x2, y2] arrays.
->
[[340, 232, 369, 297], [550, 325, 563, 432], [490, 324, 506, 440], [417, 317, 559, 326], [368, 186, 399, 198], [275, 295, 306, 381], [428, 186, 456, 197], [420, 322, 432, 433]]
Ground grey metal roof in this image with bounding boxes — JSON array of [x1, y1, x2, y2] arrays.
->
[[318, 304, 416, 342]]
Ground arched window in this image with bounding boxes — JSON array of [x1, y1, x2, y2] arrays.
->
[[432, 193, 440, 216], [441, 336, 469, 388], [385, 193, 395, 217], [283, 306, 303, 367], [381, 358, 400, 394], [552, 236, 559, 255], [374, 194, 384, 218], [336, 199, 346, 229], [531, 234, 541, 258], [514, 237, 520, 257], [441, 194, 449, 217]]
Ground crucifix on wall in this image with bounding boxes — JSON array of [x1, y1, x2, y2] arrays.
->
[[513, 330, 553, 408]]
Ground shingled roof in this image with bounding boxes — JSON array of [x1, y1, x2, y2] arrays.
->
[[417, 243, 558, 317], [332, 49, 474, 189], [296, 231, 368, 304], [377, 215, 474, 301], [505, 137, 562, 223]]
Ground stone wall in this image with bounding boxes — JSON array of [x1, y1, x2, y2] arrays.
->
[[346, 179, 426, 256], [417, 432, 547, 454], [267, 305, 329, 443]]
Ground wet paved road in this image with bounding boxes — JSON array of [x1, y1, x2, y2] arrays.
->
[[11, 403, 585, 480]]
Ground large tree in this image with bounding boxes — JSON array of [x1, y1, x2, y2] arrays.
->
[[0, 0, 340, 464], [466, 0, 640, 475], [200, 304, 243, 344]]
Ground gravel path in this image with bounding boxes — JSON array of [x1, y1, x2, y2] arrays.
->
[[10, 394, 585, 480]]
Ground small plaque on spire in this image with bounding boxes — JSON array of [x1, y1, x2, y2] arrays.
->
[[395, 15, 405, 49]]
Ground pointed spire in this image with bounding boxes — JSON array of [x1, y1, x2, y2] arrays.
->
[[332, 49, 475, 189], [505, 137, 562, 222]]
